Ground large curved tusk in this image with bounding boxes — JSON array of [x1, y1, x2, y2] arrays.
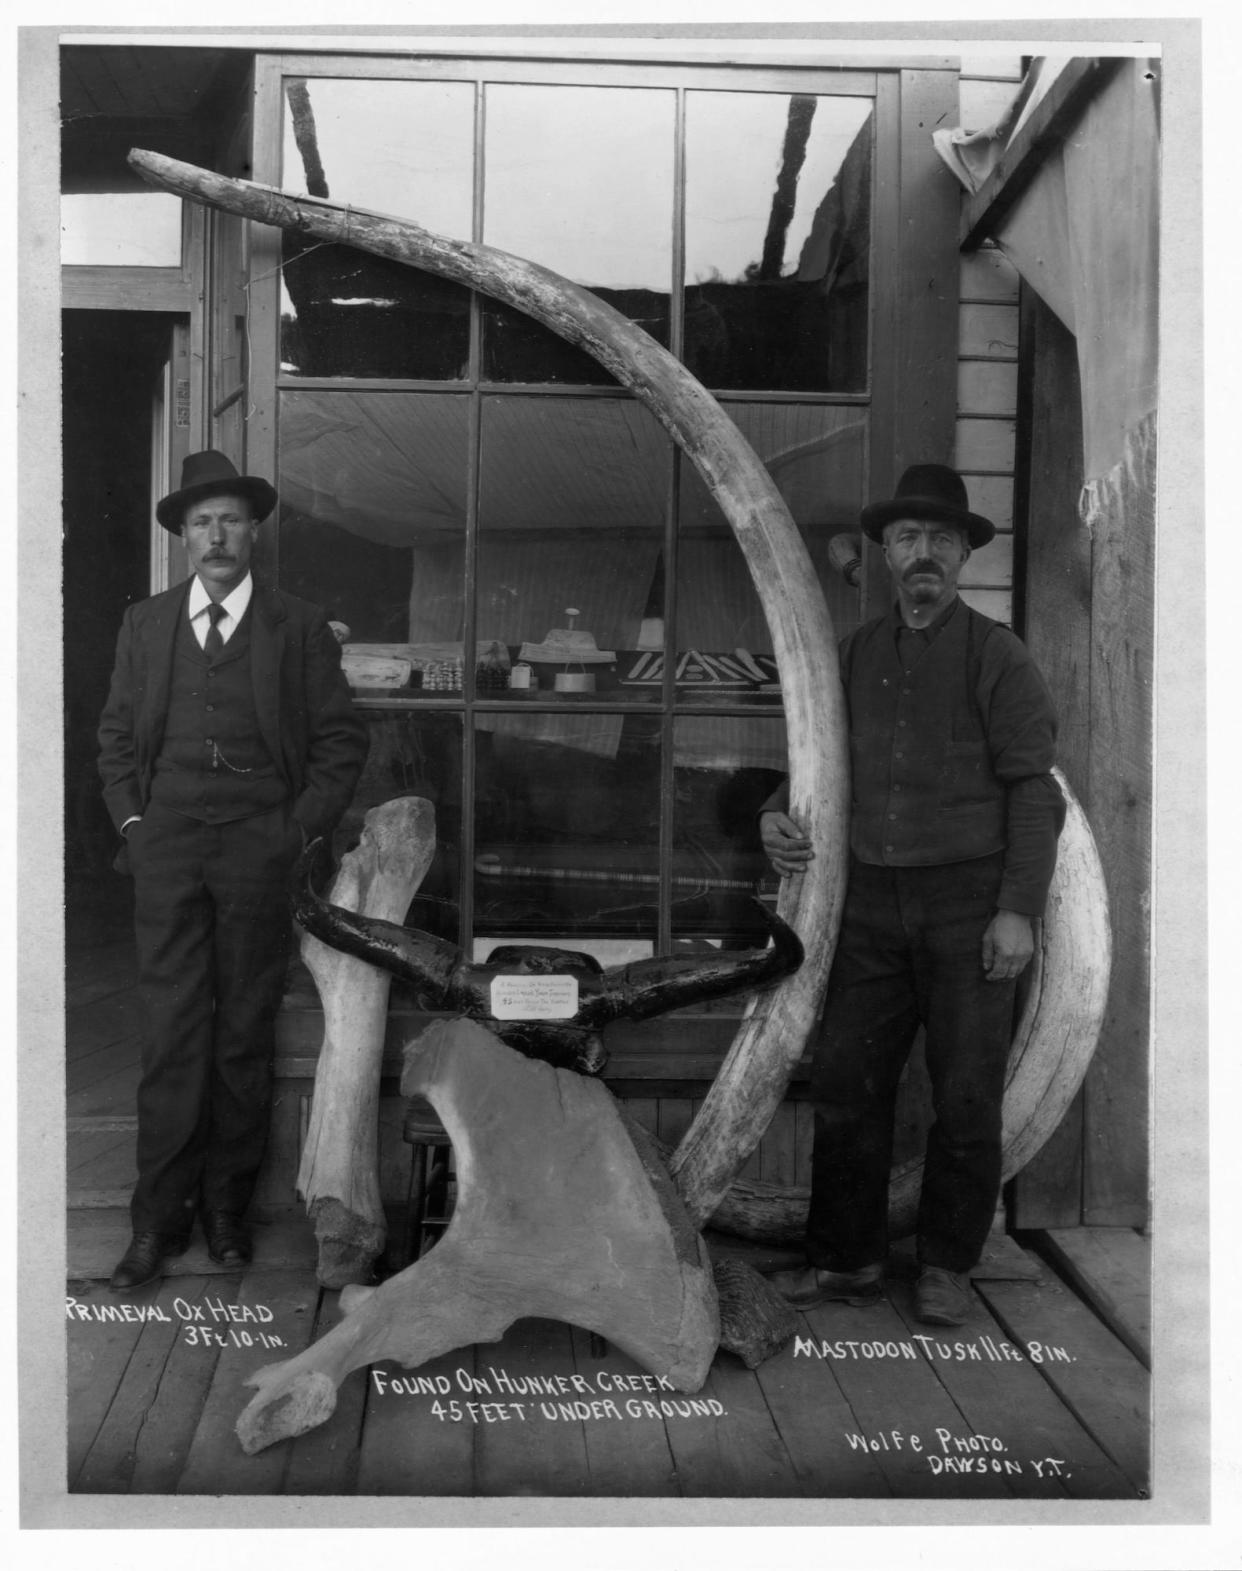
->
[[127, 149, 851, 1227]]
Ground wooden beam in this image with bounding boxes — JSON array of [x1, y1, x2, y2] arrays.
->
[[60, 265, 192, 311], [959, 57, 1126, 250]]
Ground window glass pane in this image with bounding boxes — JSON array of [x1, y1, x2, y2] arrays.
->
[[344, 712, 464, 947], [672, 714, 786, 944], [277, 389, 470, 645], [482, 84, 674, 383], [675, 402, 866, 702], [279, 78, 475, 378], [61, 193, 182, 267], [684, 92, 872, 391], [476, 395, 670, 702], [474, 712, 661, 945]]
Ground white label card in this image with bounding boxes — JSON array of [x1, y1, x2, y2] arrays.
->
[[490, 975, 580, 1021]]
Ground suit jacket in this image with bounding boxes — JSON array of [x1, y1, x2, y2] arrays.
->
[[98, 578, 368, 851]]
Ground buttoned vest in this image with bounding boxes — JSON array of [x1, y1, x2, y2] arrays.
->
[[149, 606, 286, 823], [844, 603, 1007, 867]]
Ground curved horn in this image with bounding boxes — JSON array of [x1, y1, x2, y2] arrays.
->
[[584, 901, 804, 1027], [129, 149, 850, 1227], [292, 841, 459, 1004]]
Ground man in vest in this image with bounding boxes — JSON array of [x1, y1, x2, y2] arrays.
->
[[762, 464, 1064, 1326], [98, 451, 368, 1291]]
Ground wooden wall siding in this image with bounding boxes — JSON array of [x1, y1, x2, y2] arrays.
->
[[1009, 284, 1152, 1231], [1009, 291, 1090, 1227], [952, 54, 1023, 632]]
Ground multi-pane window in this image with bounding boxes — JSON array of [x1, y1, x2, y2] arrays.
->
[[269, 64, 875, 956]]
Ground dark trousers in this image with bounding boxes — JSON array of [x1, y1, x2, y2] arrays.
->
[[806, 853, 1017, 1275], [127, 802, 300, 1234]]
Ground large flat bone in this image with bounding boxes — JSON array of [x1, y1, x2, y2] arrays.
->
[[236, 1017, 719, 1453], [297, 796, 436, 1286]]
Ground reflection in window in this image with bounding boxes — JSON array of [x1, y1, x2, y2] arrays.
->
[[476, 396, 669, 699], [279, 78, 475, 378], [61, 193, 182, 267], [672, 715, 786, 943], [675, 402, 867, 694], [684, 92, 872, 391], [474, 712, 661, 941], [482, 84, 675, 383], [277, 389, 470, 643]]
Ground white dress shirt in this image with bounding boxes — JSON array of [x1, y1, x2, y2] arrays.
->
[[187, 571, 253, 648]]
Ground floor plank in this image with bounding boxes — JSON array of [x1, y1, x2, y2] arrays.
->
[[73, 1277, 218, 1495], [887, 1280, 1135, 1498], [355, 1346, 478, 1495], [976, 1265, 1150, 1496], [175, 1269, 321, 1495], [569, 1325, 682, 1497], [66, 1278, 159, 1488], [751, 1322, 895, 1497], [1039, 1226, 1151, 1366], [661, 1344, 803, 1498], [279, 1289, 368, 1496], [473, 1318, 596, 1496], [794, 1296, 1012, 1499]]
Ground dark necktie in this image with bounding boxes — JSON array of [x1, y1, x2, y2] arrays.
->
[[204, 602, 227, 660]]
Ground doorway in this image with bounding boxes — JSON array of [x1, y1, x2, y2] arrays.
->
[[62, 309, 185, 882]]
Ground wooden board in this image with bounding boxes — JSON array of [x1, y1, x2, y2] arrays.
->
[[176, 1269, 322, 1494], [73, 1277, 218, 1494], [661, 1342, 802, 1498], [976, 1257, 1149, 1495], [1084, 436, 1154, 1226], [1009, 286, 1091, 1226], [888, 1281, 1135, 1498], [281, 1290, 369, 1495], [1038, 1227, 1151, 1367], [472, 1318, 595, 1497], [568, 1325, 681, 1497], [796, 1297, 1011, 1498], [355, 1344, 478, 1496], [751, 1319, 894, 1496], [67, 1279, 155, 1487]]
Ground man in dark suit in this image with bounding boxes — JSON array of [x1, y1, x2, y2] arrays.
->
[[761, 465, 1063, 1327], [98, 451, 368, 1290]]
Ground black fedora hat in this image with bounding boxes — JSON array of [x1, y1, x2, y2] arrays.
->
[[860, 463, 995, 549], [155, 450, 278, 534]]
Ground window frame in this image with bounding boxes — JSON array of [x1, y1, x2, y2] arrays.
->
[[243, 50, 958, 950]]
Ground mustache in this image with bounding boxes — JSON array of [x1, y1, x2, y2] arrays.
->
[[202, 550, 236, 561], [903, 559, 943, 580]]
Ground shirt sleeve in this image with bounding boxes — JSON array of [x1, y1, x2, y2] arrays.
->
[[976, 628, 1066, 915]]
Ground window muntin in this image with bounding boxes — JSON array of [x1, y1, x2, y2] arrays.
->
[[279, 78, 475, 378], [674, 401, 867, 696], [480, 84, 676, 383], [671, 714, 787, 943], [266, 61, 879, 952], [683, 91, 872, 392], [473, 711, 662, 943], [277, 389, 470, 643], [477, 395, 670, 701]]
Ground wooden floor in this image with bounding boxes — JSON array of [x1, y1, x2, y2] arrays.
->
[[65, 873, 1152, 1500]]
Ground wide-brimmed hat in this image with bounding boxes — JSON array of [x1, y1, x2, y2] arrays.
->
[[156, 450, 278, 534], [860, 463, 995, 549]]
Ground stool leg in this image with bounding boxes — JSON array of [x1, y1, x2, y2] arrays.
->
[[405, 1144, 429, 1265]]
